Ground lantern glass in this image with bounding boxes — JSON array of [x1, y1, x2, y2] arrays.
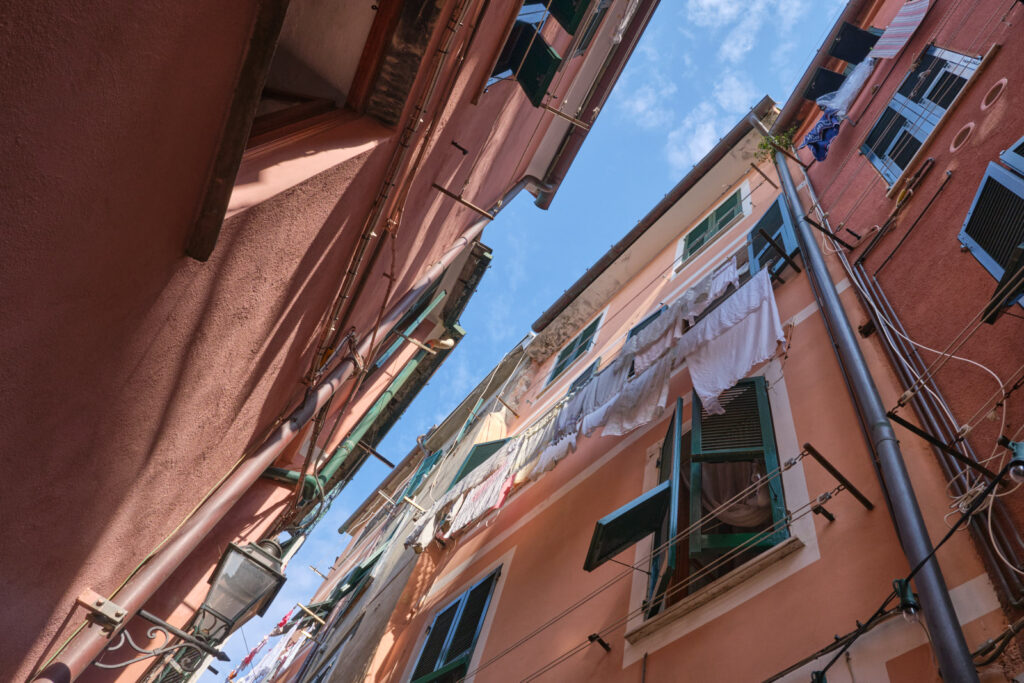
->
[[198, 543, 285, 640]]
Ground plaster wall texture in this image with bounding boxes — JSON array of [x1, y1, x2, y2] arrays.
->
[[323, 162, 1003, 682], [800, 0, 1024, 614], [2, 0, 585, 678]]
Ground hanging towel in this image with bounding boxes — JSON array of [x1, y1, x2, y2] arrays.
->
[[624, 300, 684, 375], [868, 0, 930, 59], [686, 269, 785, 413], [602, 353, 673, 436], [800, 107, 843, 162]]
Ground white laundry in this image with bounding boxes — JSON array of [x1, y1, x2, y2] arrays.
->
[[447, 461, 511, 536], [602, 353, 673, 437], [686, 268, 785, 413], [529, 432, 578, 479], [624, 300, 683, 376], [679, 255, 740, 326]]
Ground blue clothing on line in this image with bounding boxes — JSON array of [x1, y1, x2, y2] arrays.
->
[[800, 107, 843, 162]]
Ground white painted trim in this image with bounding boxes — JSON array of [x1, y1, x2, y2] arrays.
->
[[622, 360, 821, 667], [405, 547, 516, 683]]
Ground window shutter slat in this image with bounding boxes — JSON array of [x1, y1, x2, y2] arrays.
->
[[413, 603, 460, 680], [449, 439, 510, 490], [646, 399, 682, 617], [583, 480, 672, 571], [445, 574, 498, 662]]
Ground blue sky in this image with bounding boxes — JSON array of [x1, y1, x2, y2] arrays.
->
[[204, 0, 848, 677]]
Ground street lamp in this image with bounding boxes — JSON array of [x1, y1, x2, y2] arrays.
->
[[194, 540, 286, 643]]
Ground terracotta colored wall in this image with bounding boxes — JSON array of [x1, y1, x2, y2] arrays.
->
[[2, 0, 583, 678], [799, 0, 1024, 616]]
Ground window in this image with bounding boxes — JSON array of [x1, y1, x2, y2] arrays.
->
[[573, 0, 610, 55], [568, 358, 600, 395], [449, 439, 510, 490], [489, 10, 563, 106], [403, 449, 443, 500], [411, 570, 500, 683], [1000, 134, 1024, 177], [747, 197, 799, 278], [309, 616, 363, 683], [583, 378, 787, 619], [548, 314, 602, 384], [680, 188, 746, 264], [861, 46, 981, 184], [958, 161, 1024, 320], [627, 307, 665, 340]]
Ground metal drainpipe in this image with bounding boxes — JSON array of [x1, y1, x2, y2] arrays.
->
[[267, 348, 432, 497], [34, 175, 549, 683], [773, 151, 978, 682]]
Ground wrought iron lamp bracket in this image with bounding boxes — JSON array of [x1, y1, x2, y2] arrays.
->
[[92, 608, 228, 670]]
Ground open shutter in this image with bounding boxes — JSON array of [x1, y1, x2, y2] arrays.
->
[[1000, 134, 1024, 177], [547, 0, 589, 34], [405, 449, 442, 498], [689, 377, 787, 558], [748, 197, 798, 277], [645, 399, 682, 618], [828, 22, 880, 63], [449, 438, 510, 490], [500, 21, 562, 107], [583, 400, 682, 582]]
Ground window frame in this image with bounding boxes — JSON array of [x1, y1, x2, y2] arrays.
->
[[410, 569, 501, 683], [747, 196, 798, 278], [583, 378, 789, 621], [547, 313, 603, 386], [1000, 134, 1024, 177], [860, 45, 981, 186], [957, 161, 1024, 311], [673, 182, 751, 274]]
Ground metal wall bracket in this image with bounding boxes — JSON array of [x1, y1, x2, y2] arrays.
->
[[76, 589, 126, 633]]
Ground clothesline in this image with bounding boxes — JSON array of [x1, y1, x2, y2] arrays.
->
[[405, 268, 786, 550]]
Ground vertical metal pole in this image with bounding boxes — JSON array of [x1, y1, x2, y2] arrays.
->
[[773, 151, 978, 683]]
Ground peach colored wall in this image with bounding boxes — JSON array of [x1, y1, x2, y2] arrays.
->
[[371, 162, 1002, 681], [4, 0, 590, 678]]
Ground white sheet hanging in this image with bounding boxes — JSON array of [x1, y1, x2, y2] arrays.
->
[[686, 269, 785, 413], [602, 353, 673, 436]]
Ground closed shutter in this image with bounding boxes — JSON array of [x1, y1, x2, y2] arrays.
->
[[550, 315, 601, 382], [568, 358, 600, 395], [689, 378, 787, 557], [445, 573, 498, 662], [412, 603, 460, 680], [449, 438, 510, 490]]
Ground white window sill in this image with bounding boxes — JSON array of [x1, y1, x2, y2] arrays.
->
[[624, 535, 804, 644]]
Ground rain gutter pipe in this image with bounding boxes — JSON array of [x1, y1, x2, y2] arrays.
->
[[34, 175, 549, 682], [264, 348, 432, 499], [772, 150, 978, 682]]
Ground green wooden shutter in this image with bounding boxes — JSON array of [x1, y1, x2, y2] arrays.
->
[[445, 573, 498, 663], [503, 21, 562, 107], [404, 449, 442, 499], [712, 190, 742, 232], [550, 315, 601, 383], [547, 0, 589, 34], [412, 602, 460, 680], [689, 378, 787, 558], [684, 216, 711, 258], [583, 399, 682, 576], [449, 438, 510, 490], [646, 399, 682, 618]]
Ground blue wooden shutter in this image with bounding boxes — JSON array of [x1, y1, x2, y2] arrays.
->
[[1000, 134, 1024, 178], [689, 378, 787, 558], [748, 197, 798, 277], [404, 449, 442, 498], [583, 399, 682, 579]]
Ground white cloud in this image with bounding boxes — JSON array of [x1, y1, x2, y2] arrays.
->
[[717, 9, 764, 64], [665, 101, 723, 175], [619, 73, 678, 129], [776, 0, 809, 31], [685, 0, 743, 27], [714, 71, 756, 113]]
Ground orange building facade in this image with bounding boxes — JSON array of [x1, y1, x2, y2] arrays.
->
[[273, 43, 1023, 679]]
